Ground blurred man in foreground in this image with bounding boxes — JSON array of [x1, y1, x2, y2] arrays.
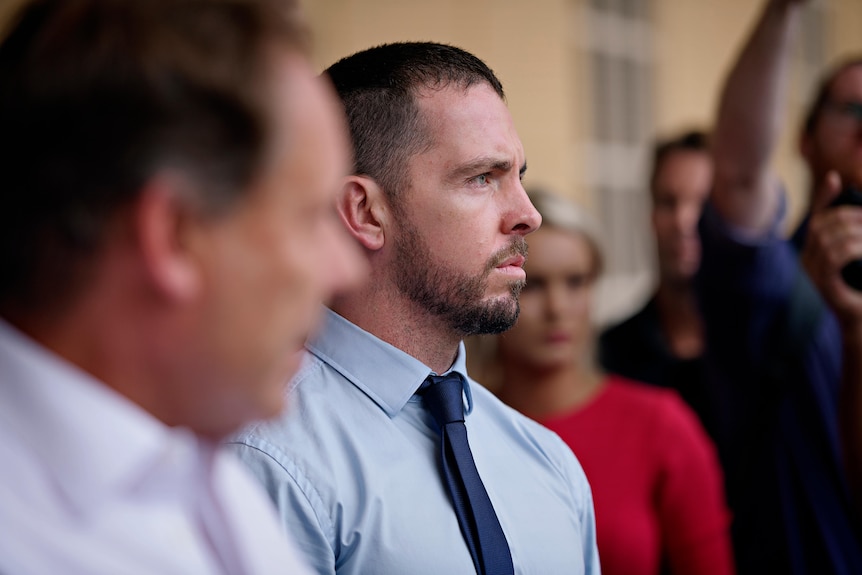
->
[[0, 0, 363, 573]]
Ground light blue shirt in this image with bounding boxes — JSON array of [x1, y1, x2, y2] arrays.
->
[[228, 308, 600, 575]]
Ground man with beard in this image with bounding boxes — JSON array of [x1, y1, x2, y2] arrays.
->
[[228, 42, 600, 575], [0, 0, 365, 573]]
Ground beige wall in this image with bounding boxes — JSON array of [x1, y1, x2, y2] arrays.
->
[[832, 0, 862, 58], [653, 1, 759, 135]]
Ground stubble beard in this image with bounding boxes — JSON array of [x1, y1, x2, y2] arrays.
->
[[392, 219, 527, 336]]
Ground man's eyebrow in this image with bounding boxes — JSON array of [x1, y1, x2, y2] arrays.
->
[[449, 157, 525, 180]]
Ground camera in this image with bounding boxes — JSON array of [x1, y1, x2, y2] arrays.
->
[[829, 185, 862, 291]]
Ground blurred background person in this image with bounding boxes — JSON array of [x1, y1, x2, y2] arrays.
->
[[801, 171, 862, 516], [470, 189, 733, 575], [600, 131, 716, 439], [698, 0, 862, 572]]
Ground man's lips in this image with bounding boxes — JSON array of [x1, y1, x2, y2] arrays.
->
[[497, 254, 526, 269], [495, 254, 526, 279], [546, 330, 571, 344]]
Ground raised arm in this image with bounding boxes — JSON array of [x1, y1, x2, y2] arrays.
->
[[711, 0, 807, 234]]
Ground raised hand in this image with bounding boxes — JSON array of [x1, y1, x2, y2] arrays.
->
[[802, 171, 862, 330]]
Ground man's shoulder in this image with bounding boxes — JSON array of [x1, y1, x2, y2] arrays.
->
[[468, 381, 588, 480], [229, 351, 347, 445]]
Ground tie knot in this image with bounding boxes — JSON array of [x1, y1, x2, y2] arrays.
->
[[422, 373, 466, 426]]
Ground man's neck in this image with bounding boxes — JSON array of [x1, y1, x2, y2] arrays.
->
[[331, 289, 462, 374]]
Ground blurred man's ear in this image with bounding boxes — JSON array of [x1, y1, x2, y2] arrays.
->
[[336, 175, 390, 251], [133, 174, 204, 303]]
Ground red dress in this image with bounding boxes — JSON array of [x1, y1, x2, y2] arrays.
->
[[541, 375, 734, 575]]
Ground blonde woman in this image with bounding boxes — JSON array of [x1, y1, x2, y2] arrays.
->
[[470, 189, 734, 575]]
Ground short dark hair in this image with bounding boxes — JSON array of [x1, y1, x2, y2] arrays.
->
[[0, 0, 308, 312], [802, 57, 862, 137], [324, 42, 505, 203], [649, 129, 710, 195]]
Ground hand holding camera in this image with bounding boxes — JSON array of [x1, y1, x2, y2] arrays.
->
[[828, 185, 862, 291], [802, 172, 862, 329]]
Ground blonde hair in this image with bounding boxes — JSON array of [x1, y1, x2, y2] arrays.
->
[[526, 187, 604, 279]]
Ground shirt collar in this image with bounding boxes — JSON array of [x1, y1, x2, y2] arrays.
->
[[306, 307, 474, 417], [0, 318, 208, 514]]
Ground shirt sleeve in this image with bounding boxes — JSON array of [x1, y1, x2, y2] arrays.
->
[[698, 194, 795, 305], [553, 433, 602, 575], [579, 477, 602, 575], [653, 392, 735, 575], [225, 439, 337, 575]]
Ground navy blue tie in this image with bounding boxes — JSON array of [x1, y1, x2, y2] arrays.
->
[[421, 373, 515, 575]]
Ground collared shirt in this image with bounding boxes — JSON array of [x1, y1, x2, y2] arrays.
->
[[229, 307, 600, 575], [0, 318, 312, 575]]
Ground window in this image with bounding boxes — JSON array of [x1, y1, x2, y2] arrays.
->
[[580, 0, 654, 325]]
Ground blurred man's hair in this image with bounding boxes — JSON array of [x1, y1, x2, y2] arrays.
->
[[649, 129, 710, 197], [0, 0, 308, 313]]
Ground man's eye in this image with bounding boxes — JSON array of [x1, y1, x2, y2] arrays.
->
[[472, 173, 490, 186]]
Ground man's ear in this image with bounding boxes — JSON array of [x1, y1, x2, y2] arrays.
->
[[336, 175, 390, 251], [132, 174, 202, 302]]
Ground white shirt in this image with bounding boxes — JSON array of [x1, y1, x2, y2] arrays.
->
[[0, 318, 312, 575]]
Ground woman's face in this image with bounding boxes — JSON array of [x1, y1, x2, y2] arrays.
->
[[498, 226, 596, 371]]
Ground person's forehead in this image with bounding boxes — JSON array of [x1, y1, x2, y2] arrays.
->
[[651, 150, 712, 203], [526, 227, 598, 277], [655, 150, 712, 180], [416, 82, 508, 124], [414, 83, 521, 156]]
